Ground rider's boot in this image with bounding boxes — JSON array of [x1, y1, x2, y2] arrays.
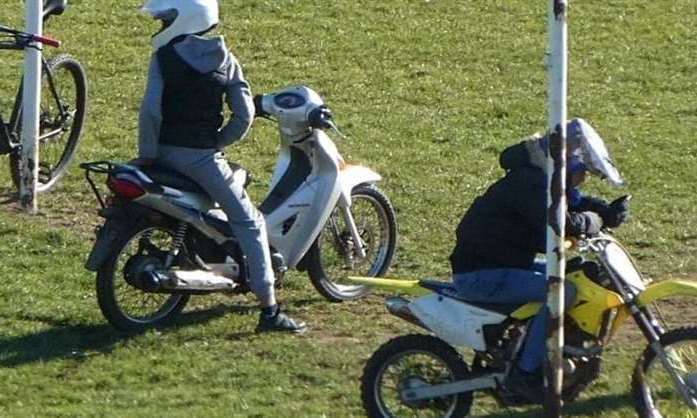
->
[[504, 365, 545, 404], [256, 304, 307, 334]]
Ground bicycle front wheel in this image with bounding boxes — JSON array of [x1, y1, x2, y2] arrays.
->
[[10, 54, 87, 192]]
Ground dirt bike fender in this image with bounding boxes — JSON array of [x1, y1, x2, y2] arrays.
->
[[410, 293, 507, 351], [637, 279, 697, 306], [338, 164, 381, 206], [347, 276, 425, 295]]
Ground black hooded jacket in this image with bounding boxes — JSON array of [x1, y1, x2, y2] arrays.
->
[[449, 142, 607, 274]]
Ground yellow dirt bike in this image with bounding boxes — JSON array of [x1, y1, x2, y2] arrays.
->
[[351, 231, 697, 418]]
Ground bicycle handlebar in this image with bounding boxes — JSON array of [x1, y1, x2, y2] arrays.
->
[[0, 25, 61, 48], [31, 34, 60, 47]]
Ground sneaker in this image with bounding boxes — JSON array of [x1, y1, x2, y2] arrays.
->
[[504, 365, 545, 404], [256, 309, 307, 334]]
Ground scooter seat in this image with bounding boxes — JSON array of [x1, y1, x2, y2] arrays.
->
[[419, 279, 523, 315], [140, 165, 207, 195], [43, 0, 67, 20]]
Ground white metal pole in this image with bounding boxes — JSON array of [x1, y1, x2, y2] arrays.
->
[[545, 0, 568, 417], [20, 0, 42, 213]]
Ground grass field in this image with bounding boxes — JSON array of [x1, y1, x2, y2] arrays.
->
[[1, 0, 696, 417]]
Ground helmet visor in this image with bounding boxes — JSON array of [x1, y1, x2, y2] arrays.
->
[[141, 3, 178, 36], [568, 118, 624, 186]]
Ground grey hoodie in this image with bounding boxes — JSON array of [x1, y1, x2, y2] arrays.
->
[[138, 35, 254, 159]]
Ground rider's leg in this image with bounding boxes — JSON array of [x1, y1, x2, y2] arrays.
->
[[517, 282, 577, 372], [157, 147, 305, 332], [159, 148, 276, 304], [453, 268, 577, 372], [452, 268, 548, 304]]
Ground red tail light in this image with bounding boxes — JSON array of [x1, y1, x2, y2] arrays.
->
[[107, 177, 145, 199]]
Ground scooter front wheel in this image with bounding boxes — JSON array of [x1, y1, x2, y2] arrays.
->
[[306, 184, 397, 302]]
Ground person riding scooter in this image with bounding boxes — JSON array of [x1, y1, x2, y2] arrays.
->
[[133, 0, 305, 333], [449, 118, 629, 401]]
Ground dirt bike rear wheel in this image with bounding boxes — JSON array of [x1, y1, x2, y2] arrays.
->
[[631, 326, 697, 418], [361, 334, 474, 418], [96, 222, 190, 333]]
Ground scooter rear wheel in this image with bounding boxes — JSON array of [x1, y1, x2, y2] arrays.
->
[[306, 184, 397, 302], [96, 222, 190, 332]]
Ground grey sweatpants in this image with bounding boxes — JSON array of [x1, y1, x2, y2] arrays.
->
[[158, 145, 275, 305]]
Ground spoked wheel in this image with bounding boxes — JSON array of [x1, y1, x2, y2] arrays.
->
[[632, 327, 697, 418], [306, 184, 397, 302], [10, 54, 87, 192], [96, 223, 190, 333], [361, 334, 474, 418]]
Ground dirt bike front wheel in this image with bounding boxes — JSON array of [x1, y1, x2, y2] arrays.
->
[[96, 222, 190, 333], [306, 184, 397, 302], [361, 334, 474, 418], [10, 54, 87, 192], [631, 326, 697, 418]]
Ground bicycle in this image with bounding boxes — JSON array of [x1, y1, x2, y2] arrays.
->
[[0, 0, 87, 193]]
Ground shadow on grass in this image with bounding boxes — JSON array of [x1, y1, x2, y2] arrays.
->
[[285, 297, 324, 308], [0, 302, 246, 367], [0, 188, 18, 205], [475, 392, 633, 417]]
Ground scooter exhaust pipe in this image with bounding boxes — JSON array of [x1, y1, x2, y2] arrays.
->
[[385, 296, 429, 331], [139, 269, 238, 293]]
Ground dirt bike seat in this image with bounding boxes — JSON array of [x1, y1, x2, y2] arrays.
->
[[43, 0, 67, 20], [419, 279, 523, 315], [140, 165, 207, 195]]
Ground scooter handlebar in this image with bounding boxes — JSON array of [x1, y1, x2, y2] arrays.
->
[[253, 94, 269, 118], [308, 106, 334, 130]]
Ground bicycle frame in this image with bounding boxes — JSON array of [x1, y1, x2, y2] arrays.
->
[[0, 28, 23, 154], [0, 29, 65, 155], [0, 2, 87, 193]]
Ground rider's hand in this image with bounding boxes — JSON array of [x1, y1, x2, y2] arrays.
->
[[582, 211, 603, 236], [128, 158, 155, 167], [601, 195, 631, 228], [253, 95, 268, 118]]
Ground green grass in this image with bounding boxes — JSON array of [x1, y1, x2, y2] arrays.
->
[[1, 0, 696, 416]]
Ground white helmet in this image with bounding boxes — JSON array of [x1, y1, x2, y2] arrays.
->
[[142, 0, 219, 49], [567, 118, 624, 187]]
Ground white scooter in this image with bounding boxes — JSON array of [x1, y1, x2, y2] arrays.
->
[[82, 85, 397, 332]]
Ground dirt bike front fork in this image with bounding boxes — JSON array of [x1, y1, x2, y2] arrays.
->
[[649, 340, 697, 408], [631, 302, 697, 408]]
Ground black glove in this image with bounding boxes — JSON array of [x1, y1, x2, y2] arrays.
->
[[581, 211, 603, 236], [253, 94, 268, 117], [601, 195, 631, 228]]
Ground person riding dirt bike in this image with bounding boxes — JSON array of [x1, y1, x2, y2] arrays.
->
[[133, 0, 305, 333], [449, 118, 629, 401]]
